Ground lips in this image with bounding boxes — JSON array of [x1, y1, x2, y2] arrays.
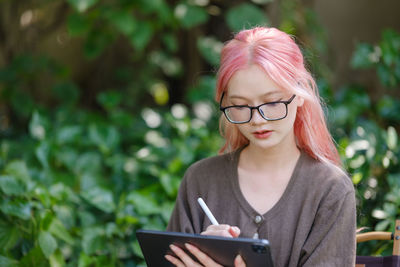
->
[[252, 129, 273, 139]]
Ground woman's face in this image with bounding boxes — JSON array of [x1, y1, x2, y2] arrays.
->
[[225, 64, 303, 152]]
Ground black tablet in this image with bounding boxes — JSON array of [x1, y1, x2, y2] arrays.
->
[[136, 229, 274, 267]]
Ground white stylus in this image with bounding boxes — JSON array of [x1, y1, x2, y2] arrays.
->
[[197, 197, 219, 225]]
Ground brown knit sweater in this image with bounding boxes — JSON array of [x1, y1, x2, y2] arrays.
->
[[167, 148, 356, 267]]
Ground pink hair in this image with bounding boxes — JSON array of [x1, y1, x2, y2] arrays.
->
[[216, 27, 342, 167]]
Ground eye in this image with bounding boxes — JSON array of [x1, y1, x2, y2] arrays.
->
[[265, 102, 279, 107], [231, 106, 248, 110], [231, 101, 248, 106]]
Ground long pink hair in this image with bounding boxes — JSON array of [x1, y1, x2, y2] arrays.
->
[[216, 27, 341, 167]]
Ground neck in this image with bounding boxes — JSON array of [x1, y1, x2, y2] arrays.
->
[[241, 135, 301, 171]]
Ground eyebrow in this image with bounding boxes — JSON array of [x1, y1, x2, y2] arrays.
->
[[228, 91, 283, 100]]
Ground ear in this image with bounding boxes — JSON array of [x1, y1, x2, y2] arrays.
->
[[296, 95, 304, 107]]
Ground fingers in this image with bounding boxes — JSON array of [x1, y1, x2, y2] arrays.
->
[[185, 243, 223, 267], [234, 255, 246, 267], [168, 244, 201, 267], [165, 254, 185, 267], [201, 224, 241, 238], [165, 243, 241, 267]]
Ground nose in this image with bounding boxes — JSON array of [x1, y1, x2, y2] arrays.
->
[[250, 108, 266, 124]]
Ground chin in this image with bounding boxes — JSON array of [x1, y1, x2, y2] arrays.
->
[[248, 137, 280, 150]]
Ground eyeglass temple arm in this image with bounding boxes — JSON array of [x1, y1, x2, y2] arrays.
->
[[219, 92, 225, 109]]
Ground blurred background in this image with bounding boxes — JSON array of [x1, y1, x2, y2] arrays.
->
[[0, 0, 399, 266]]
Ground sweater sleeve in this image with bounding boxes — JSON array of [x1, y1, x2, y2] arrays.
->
[[166, 174, 195, 233], [299, 190, 356, 267]]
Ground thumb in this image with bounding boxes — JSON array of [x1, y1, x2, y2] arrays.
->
[[234, 254, 246, 267]]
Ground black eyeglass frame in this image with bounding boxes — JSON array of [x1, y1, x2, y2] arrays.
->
[[219, 92, 297, 124]]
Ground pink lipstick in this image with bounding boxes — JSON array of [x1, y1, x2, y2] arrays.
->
[[253, 130, 272, 139]]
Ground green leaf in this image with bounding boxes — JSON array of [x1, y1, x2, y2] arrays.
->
[[375, 219, 390, 231], [377, 64, 396, 87], [82, 227, 105, 254], [54, 205, 75, 229], [41, 211, 54, 231], [88, 124, 120, 154], [0, 175, 25, 196], [39, 231, 58, 258], [78, 252, 94, 267], [49, 218, 75, 245], [78, 211, 97, 227], [380, 29, 400, 66], [19, 246, 47, 267], [0, 220, 20, 251], [0, 199, 31, 220], [52, 82, 80, 105], [35, 142, 50, 169], [49, 249, 65, 267], [56, 148, 78, 171], [81, 187, 116, 213], [9, 86, 35, 118], [187, 75, 216, 103], [162, 34, 178, 52], [67, 13, 91, 36], [49, 183, 80, 203], [226, 3, 269, 32], [96, 90, 122, 110], [56, 126, 83, 145], [5, 161, 31, 184], [377, 95, 400, 121], [84, 30, 114, 59], [131, 240, 144, 258], [68, 0, 98, 12], [350, 43, 375, 69], [159, 172, 180, 197], [174, 4, 208, 29], [351, 172, 363, 185], [0, 256, 18, 267], [126, 191, 160, 215], [107, 10, 136, 35], [128, 21, 153, 51], [74, 152, 102, 175], [29, 111, 47, 140], [197, 36, 222, 66]]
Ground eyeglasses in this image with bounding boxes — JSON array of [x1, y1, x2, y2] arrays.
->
[[219, 92, 296, 124]]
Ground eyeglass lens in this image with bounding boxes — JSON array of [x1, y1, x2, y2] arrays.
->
[[225, 102, 287, 123]]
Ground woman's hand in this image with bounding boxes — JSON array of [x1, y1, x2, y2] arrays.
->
[[165, 243, 246, 267], [201, 224, 241, 238]]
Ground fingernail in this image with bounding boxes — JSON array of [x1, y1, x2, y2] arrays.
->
[[169, 244, 176, 251]]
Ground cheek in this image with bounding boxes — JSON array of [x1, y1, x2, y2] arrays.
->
[[285, 107, 298, 127], [236, 124, 248, 133], [236, 125, 253, 138]]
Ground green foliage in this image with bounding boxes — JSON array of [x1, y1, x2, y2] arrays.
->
[[175, 2, 209, 29], [332, 29, 400, 256], [0, 101, 222, 265], [351, 29, 400, 88]]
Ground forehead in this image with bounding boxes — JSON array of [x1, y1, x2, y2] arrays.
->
[[227, 64, 284, 99]]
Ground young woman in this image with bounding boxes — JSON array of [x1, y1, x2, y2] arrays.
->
[[165, 27, 356, 267]]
